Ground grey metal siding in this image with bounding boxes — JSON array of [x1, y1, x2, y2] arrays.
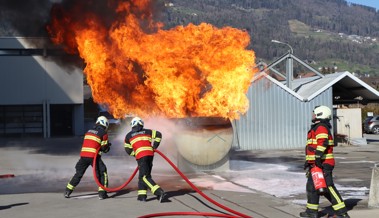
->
[[233, 77, 333, 150], [0, 56, 83, 105], [0, 37, 84, 136]]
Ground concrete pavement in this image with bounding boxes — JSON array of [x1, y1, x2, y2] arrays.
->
[[1, 135, 379, 218], [1, 181, 378, 218]]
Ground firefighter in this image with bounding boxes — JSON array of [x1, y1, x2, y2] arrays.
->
[[64, 116, 111, 200], [124, 117, 166, 202], [300, 105, 350, 218]]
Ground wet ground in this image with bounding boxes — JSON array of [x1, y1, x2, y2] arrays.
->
[[1, 134, 379, 217]]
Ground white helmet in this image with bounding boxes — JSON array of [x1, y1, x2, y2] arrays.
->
[[96, 116, 109, 130], [313, 105, 331, 120], [130, 117, 144, 128]]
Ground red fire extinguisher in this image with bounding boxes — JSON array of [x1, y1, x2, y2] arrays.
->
[[310, 166, 327, 194]]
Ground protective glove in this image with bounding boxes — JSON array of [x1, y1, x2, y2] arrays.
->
[[152, 142, 159, 150], [305, 169, 310, 178], [101, 143, 111, 153], [303, 161, 311, 170], [103, 146, 110, 153], [315, 158, 323, 169]]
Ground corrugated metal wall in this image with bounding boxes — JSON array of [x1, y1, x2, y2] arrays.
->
[[232, 76, 333, 150]]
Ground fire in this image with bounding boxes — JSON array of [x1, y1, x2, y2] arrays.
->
[[47, 0, 257, 120]]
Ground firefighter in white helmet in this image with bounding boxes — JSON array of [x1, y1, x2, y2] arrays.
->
[[300, 106, 350, 218], [64, 116, 112, 200], [124, 117, 166, 202]]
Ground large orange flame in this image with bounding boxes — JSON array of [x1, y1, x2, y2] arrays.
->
[[47, 0, 257, 120]]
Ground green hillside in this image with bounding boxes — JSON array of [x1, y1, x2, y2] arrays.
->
[[1, 0, 378, 77], [161, 0, 379, 76]]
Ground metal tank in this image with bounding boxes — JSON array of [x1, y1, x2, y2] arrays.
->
[[172, 117, 233, 170]]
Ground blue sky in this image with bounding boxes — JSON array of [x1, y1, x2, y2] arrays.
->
[[348, 0, 379, 10]]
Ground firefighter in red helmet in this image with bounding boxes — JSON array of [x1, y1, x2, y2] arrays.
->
[[124, 117, 166, 202], [64, 116, 112, 200], [300, 106, 350, 218]]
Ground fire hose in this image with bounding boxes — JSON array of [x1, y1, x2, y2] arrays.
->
[[0, 174, 15, 179], [92, 148, 252, 218]]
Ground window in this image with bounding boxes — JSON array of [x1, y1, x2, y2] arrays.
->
[[0, 105, 43, 136]]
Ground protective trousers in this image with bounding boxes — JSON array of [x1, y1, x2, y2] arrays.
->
[[305, 164, 348, 215], [137, 156, 163, 198], [67, 157, 108, 192]]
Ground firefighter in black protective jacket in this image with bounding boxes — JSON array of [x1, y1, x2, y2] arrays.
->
[[124, 117, 166, 202]]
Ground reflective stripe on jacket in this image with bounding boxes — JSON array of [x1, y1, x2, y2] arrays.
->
[[305, 122, 335, 166], [80, 126, 108, 158], [124, 129, 162, 160]]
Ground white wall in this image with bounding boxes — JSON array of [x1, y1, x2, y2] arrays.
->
[[336, 108, 362, 139]]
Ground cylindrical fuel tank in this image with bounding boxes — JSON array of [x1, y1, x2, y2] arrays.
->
[[173, 117, 233, 166]]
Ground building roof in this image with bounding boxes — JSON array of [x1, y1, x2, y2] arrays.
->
[[295, 71, 379, 104], [251, 71, 305, 101], [253, 70, 379, 104]]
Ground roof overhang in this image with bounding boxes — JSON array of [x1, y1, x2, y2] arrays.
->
[[331, 72, 379, 104], [297, 71, 379, 104]]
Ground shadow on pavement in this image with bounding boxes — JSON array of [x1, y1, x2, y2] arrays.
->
[[367, 138, 379, 143], [319, 198, 361, 217], [345, 198, 362, 210], [186, 192, 232, 215], [109, 189, 131, 198], [0, 202, 29, 210]]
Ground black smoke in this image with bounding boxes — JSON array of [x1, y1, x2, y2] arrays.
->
[[0, 0, 165, 69], [0, 0, 53, 37], [0, 0, 84, 69]]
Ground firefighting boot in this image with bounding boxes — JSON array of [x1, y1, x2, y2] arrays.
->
[[98, 191, 108, 200], [137, 195, 147, 202], [64, 188, 72, 198], [299, 210, 319, 218], [155, 188, 166, 203], [335, 213, 350, 218], [158, 191, 167, 203]]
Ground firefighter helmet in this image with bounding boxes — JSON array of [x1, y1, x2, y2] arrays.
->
[[131, 117, 144, 128], [313, 105, 331, 120], [96, 116, 109, 130]]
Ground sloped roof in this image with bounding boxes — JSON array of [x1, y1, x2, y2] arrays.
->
[[261, 53, 379, 104], [251, 71, 305, 101], [295, 71, 379, 104], [252, 71, 379, 104]]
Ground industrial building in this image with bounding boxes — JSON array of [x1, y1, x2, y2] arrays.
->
[[233, 52, 379, 150], [0, 37, 84, 137]]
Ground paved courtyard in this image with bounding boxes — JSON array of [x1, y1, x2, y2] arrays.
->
[[1, 134, 379, 217]]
